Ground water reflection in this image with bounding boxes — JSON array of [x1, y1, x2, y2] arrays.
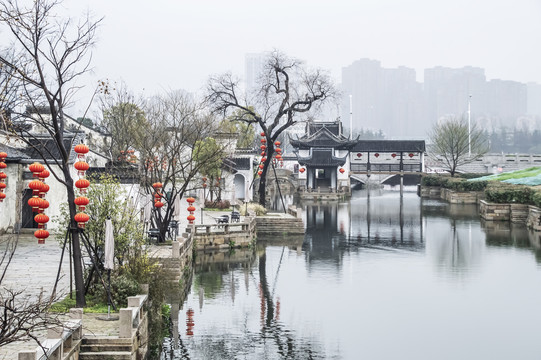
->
[[164, 191, 541, 360]]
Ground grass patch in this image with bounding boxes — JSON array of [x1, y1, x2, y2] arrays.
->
[[470, 167, 541, 184], [50, 293, 116, 313]]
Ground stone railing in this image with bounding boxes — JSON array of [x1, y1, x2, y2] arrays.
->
[[18, 309, 83, 360], [189, 217, 257, 251]]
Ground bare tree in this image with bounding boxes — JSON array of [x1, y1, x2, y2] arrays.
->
[[141, 90, 227, 242], [429, 116, 489, 176], [206, 50, 336, 206], [0, 0, 102, 307]]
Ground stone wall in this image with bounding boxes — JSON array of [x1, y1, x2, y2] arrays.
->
[[192, 217, 256, 251], [526, 206, 541, 231], [440, 188, 484, 204]]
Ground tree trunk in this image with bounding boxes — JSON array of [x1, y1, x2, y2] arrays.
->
[[65, 175, 86, 307]]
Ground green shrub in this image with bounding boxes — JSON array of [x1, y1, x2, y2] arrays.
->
[[205, 200, 231, 209], [422, 175, 487, 191], [421, 175, 450, 187], [531, 190, 541, 208], [485, 183, 535, 204], [93, 273, 140, 308], [457, 173, 491, 180]]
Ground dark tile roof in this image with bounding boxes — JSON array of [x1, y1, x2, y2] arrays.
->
[[290, 127, 357, 150], [231, 157, 251, 170], [352, 140, 426, 153], [0, 143, 31, 162], [297, 149, 348, 167]]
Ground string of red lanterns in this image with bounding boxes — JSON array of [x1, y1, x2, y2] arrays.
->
[[0, 152, 7, 203], [187, 197, 196, 224], [74, 143, 90, 229], [153, 182, 164, 208], [27, 161, 51, 243]]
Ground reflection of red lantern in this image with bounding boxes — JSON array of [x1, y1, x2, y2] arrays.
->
[[299, 167, 305, 173], [339, 168, 345, 174], [391, 153, 396, 158], [374, 153, 379, 158], [34, 229, 49, 244], [74, 196, 89, 211], [74, 212, 90, 228], [409, 153, 414, 158]]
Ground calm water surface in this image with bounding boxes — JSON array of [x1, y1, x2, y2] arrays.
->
[[162, 190, 541, 360]]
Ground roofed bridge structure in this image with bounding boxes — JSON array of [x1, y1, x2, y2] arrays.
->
[[290, 120, 426, 193]]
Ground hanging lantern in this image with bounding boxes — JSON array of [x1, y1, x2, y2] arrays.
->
[[74, 196, 89, 211], [374, 153, 379, 158], [202, 183, 207, 188], [274, 141, 281, 146], [339, 168, 345, 174], [187, 214, 195, 224], [187, 197, 195, 204], [29, 162, 45, 177], [38, 183, 50, 198], [187, 205, 196, 213], [28, 196, 42, 212], [260, 145, 266, 150], [34, 229, 49, 244], [391, 153, 397, 158], [34, 213, 49, 229], [357, 153, 362, 158], [74, 144, 89, 159], [260, 132, 265, 137], [154, 201, 164, 208], [28, 180, 44, 196], [261, 151, 266, 157], [154, 193, 162, 200], [74, 212, 90, 228], [275, 154, 282, 160], [38, 169, 50, 180], [152, 182, 163, 189], [0, 152, 7, 161], [257, 170, 263, 176], [0, 192, 5, 202], [259, 164, 264, 169], [409, 153, 414, 158], [0, 162, 6, 169], [75, 179, 90, 193], [39, 199, 49, 213], [275, 148, 282, 154], [260, 138, 266, 143], [299, 167, 305, 173], [0, 172, 6, 180], [74, 161, 89, 176]]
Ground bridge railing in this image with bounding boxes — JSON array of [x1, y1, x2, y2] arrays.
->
[[351, 163, 422, 173]]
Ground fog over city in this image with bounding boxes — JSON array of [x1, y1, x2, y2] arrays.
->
[[6, 0, 541, 138]]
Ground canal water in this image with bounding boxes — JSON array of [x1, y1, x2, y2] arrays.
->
[[162, 190, 541, 360]]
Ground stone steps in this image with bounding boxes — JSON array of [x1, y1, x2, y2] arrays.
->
[[81, 343, 133, 352], [255, 217, 304, 235], [79, 351, 132, 360]]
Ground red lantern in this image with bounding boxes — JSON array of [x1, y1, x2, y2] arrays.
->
[[40, 199, 49, 213], [260, 138, 266, 143], [339, 168, 345, 174], [259, 164, 264, 169], [0, 172, 6, 180], [274, 141, 281, 146], [0, 162, 6, 169], [29, 162, 45, 177], [391, 153, 397, 158], [154, 201, 164, 208], [276, 148, 282, 154], [38, 169, 50, 179], [260, 145, 266, 150], [187, 197, 195, 204], [0, 192, 5, 202], [261, 151, 266, 157], [74, 196, 89, 211], [275, 154, 282, 160], [34, 229, 49, 244], [202, 177, 207, 182], [187, 214, 195, 224], [260, 132, 265, 137], [74, 161, 89, 176], [409, 153, 414, 158], [74, 212, 90, 228], [152, 182, 163, 189], [374, 153, 379, 158], [34, 213, 49, 229], [38, 183, 50, 198], [28, 196, 42, 212], [75, 179, 90, 193], [357, 153, 362, 158], [0, 152, 7, 160], [187, 205, 196, 212], [257, 170, 263, 176], [299, 167, 305, 173], [202, 183, 207, 188], [28, 180, 43, 195], [74, 144, 89, 159]]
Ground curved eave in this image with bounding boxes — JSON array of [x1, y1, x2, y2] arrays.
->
[[295, 154, 348, 167]]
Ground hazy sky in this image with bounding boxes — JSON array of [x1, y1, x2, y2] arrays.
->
[[13, 0, 541, 115]]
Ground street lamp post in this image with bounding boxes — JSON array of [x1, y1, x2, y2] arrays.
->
[[468, 94, 472, 157]]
